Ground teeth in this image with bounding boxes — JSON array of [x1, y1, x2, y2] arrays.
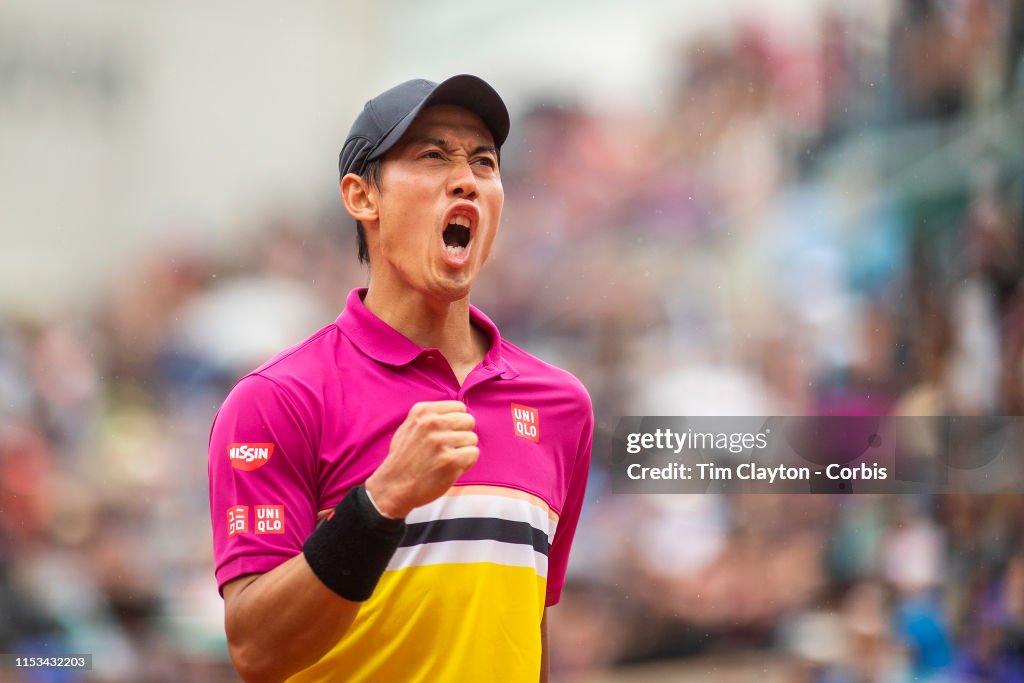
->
[[446, 244, 465, 255], [450, 215, 471, 228]]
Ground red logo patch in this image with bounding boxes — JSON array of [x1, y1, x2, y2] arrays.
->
[[511, 403, 539, 442], [227, 506, 248, 537], [228, 443, 275, 471], [255, 505, 285, 534]]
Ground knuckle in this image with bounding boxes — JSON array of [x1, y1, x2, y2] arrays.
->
[[435, 450, 458, 471], [411, 413, 436, 432], [410, 402, 434, 419]]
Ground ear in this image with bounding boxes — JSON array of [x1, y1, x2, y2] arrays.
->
[[340, 173, 378, 224]]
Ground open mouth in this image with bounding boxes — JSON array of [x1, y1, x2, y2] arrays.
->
[[442, 214, 473, 257]]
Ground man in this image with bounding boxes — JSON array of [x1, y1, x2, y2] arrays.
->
[[207, 74, 593, 682]]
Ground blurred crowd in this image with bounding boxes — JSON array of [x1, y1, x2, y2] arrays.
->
[[2, 1, 1024, 681]]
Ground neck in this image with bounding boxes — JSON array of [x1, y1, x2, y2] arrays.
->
[[362, 283, 487, 372]]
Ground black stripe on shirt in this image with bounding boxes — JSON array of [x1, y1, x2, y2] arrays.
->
[[399, 517, 550, 556]]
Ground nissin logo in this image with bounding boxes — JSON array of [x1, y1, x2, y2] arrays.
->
[[228, 443, 275, 471]]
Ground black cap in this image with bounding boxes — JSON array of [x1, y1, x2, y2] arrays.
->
[[338, 74, 510, 180]]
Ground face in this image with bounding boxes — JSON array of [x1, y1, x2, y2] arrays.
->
[[366, 104, 504, 303]]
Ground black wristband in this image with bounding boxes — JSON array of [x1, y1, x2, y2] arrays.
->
[[302, 485, 406, 601]]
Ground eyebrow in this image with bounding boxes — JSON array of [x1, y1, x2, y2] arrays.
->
[[415, 136, 498, 158]]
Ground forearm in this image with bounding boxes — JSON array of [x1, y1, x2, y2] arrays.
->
[[224, 554, 361, 682]]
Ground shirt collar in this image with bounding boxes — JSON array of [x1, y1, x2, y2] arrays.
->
[[336, 288, 517, 378]]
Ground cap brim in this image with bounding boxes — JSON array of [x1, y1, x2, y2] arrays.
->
[[367, 74, 510, 163]]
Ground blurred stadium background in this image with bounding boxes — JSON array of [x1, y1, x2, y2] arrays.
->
[[2, 0, 1024, 681]]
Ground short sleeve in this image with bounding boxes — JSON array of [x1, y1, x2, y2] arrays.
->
[[544, 402, 593, 607], [208, 374, 319, 594]]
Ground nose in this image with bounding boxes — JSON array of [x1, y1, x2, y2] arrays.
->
[[447, 160, 478, 200]]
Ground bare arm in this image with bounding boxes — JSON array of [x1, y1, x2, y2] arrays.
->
[[223, 557, 361, 682], [222, 400, 479, 682]]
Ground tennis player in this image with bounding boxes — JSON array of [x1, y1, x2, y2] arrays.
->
[[208, 74, 593, 682]]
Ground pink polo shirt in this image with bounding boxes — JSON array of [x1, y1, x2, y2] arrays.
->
[[208, 287, 592, 682]]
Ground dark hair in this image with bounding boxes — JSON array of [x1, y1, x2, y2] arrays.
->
[[354, 159, 383, 264]]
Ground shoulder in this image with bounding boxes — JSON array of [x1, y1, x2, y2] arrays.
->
[[248, 323, 342, 385], [499, 338, 592, 412], [216, 322, 346, 426]]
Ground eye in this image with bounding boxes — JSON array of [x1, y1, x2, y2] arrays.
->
[[422, 150, 444, 160], [473, 156, 496, 168]]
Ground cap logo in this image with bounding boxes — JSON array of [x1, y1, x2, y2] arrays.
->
[[228, 443, 275, 471], [511, 403, 539, 443]]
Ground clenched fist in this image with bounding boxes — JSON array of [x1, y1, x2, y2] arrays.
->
[[364, 401, 479, 519]]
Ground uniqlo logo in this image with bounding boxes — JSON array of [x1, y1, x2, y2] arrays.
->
[[227, 506, 248, 537], [511, 403, 539, 442], [255, 505, 285, 535]]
